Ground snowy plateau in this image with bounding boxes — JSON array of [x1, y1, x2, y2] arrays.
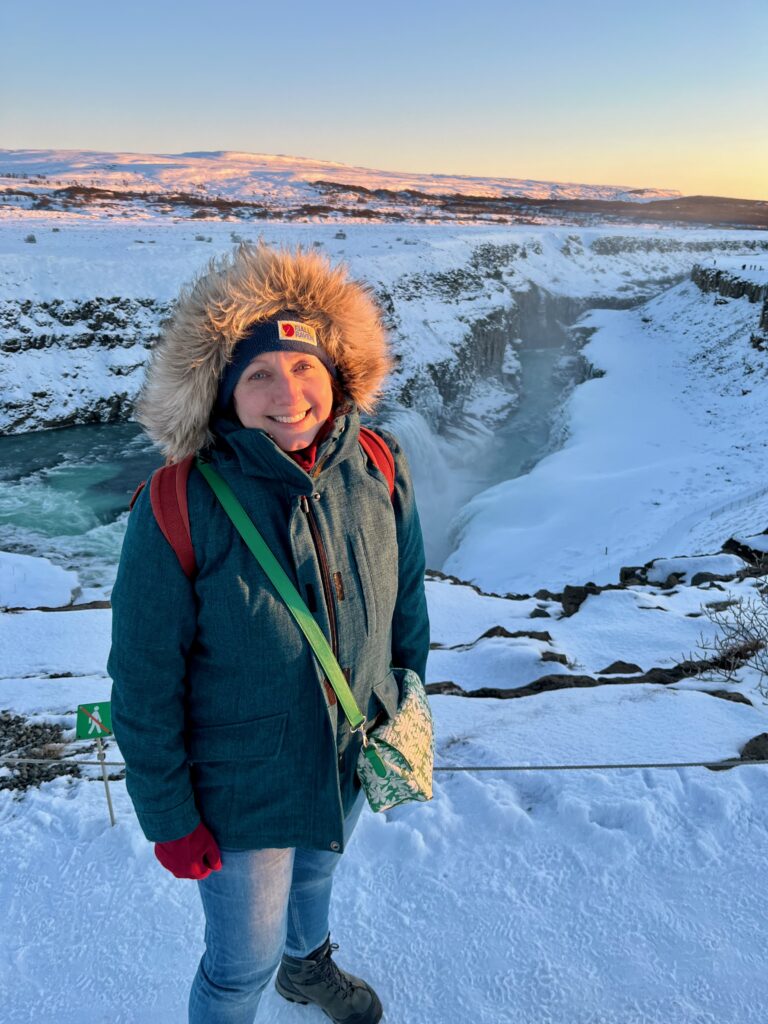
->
[[2, 150, 768, 1024]]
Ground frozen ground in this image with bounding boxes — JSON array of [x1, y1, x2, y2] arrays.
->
[[2, 218, 768, 1022], [2, 562, 768, 1023], [446, 276, 768, 593]]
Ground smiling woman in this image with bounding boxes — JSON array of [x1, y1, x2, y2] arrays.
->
[[108, 241, 430, 1024], [232, 351, 335, 450]]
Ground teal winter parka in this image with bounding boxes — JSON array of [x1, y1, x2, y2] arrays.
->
[[108, 244, 430, 854]]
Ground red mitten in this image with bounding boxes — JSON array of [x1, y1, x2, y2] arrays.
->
[[154, 822, 223, 880]]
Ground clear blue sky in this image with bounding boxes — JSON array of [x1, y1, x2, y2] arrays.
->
[[3, 0, 767, 199]]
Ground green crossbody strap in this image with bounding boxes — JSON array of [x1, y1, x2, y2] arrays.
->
[[195, 459, 366, 732]]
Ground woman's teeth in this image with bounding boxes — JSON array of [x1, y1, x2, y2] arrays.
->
[[269, 410, 309, 424]]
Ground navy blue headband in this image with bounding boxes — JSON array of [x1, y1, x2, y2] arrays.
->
[[217, 315, 338, 410]]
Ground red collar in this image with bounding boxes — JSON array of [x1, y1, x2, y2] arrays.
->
[[285, 415, 336, 473]]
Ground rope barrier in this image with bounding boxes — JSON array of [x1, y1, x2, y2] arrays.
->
[[435, 759, 768, 771], [3, 756, 768, 771]]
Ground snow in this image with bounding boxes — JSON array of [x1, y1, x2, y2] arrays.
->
[[645, 553, 747, 584], [446, 277, 768, 593], [3, 658, 768, 1024], [3, 186, 768, 1020], [0, 607, 111, 678], [732, 531, 768, 553], [425, 572, 768, 691], [3, 217, 766, 446], [0, 551, 79, 609], [0, 148, 682, 205], [2, 589, 768, 1023]]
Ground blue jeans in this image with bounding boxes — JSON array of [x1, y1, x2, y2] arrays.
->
[[188, 789, 366, 1024]]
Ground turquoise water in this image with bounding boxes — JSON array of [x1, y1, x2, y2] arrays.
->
[[0, 423, 162, 591], [0, 345, 576, 590]]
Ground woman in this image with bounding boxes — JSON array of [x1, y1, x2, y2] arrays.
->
[[109, 242, 430, 1024]]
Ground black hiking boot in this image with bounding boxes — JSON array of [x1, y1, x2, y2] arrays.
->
[[275, 937, 383, 1023]]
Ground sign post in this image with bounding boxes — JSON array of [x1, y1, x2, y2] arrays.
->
[[76, 702, 116, 827]]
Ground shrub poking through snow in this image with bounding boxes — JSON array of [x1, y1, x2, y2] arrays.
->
[[695, 588, 768, 695]]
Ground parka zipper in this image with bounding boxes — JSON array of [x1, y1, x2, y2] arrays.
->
[[300, 494, 339, 660]]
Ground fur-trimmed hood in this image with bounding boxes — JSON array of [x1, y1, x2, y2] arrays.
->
[[137, 242, 392, 462]]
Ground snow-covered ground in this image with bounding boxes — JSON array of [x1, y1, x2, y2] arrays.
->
[[446, 275, 768, 593], [3, 211, 768, 1022], [0, 551, 79, 609], [2, 566, 768, 1023]]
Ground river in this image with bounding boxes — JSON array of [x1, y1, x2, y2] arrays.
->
[[0, 345, 579, 594]]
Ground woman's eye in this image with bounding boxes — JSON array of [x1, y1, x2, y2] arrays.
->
[[249, 371, 268, 381], [295, 362, 314, 373]]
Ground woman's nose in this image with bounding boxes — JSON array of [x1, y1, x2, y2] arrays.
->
[[272, 371, 302, 401]]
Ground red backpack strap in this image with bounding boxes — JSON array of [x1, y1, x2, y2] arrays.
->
[[147, 455, 197, 579], [129, 481, 146, 510], [358, 427, 395, 502]]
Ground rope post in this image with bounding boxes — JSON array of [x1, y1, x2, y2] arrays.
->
[[95, 737, 116, 827]]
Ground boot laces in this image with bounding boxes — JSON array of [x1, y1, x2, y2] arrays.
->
[[314, 943, 355, 999]]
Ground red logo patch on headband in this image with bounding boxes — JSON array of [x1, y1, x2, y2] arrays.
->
[[277, 320, 318, 345]]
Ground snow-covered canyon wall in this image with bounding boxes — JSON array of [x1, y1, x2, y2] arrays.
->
[[691, 263, 768, 334], [0, 296, 162, 431], [2, 224, 768, 437]]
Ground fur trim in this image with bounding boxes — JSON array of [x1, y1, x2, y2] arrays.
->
[[137, 242, 392, 461]]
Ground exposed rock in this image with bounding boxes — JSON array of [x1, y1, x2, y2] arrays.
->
[[619, 566, 646, 585], [477, 625, 552, 643], [692, 265, 768, 343], [561, 583, 601, 616], [703, 598, 739, 612], [624, 552, 746, 588], [723, 533, 768, 565], [426, 674, 600, 700], [530, 608, 551, 618], [424, 567, 532, 602], [425, 641, 760, 700], [4, 600, 111, 613], [692, 265, 768, 306], [599, 660, 643, 675], [0, 712, 80, 791], [540, 651, 568, 665], [701, 690, 753, 706], [691, 571, 738, 586], [430, 624, 553, 651], [740, 733, 768, 761], [424, 681, 467, 696]]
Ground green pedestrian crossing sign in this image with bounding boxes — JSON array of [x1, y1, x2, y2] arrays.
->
[[76, 701, 112, 739]]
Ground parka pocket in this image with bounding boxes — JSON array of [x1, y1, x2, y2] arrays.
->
[[350, 529, 379, 637], [372, 670, 401, 720], [188, 710, 288, 764]]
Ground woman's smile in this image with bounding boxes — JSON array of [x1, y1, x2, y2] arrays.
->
[[267, 409, 311, 424]]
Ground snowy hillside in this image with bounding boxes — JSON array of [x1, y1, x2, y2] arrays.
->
[[2, 548, 768, 1023], [0, 148, 682, 204], [446, 265, 768, 592], [3, 199, 768, 1021], [2, 219, 767, 437], [0, 147, 684, 228]]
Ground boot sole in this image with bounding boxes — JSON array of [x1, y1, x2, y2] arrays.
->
[[275, 976, 310, 1004]]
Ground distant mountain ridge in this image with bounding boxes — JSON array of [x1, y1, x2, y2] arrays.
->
[[1, 148, 766, 228], [0, 148, 681, 202]]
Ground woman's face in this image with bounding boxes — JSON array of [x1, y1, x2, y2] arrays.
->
[[232, 350, 335, 451]]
